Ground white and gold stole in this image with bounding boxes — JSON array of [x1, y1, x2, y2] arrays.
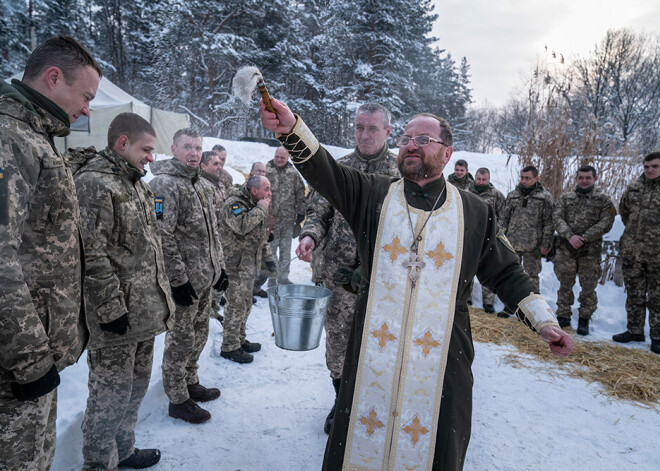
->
[[343, 180, 464, 471]]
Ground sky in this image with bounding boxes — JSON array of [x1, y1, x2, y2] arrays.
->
[[431, 0, 660, 108]]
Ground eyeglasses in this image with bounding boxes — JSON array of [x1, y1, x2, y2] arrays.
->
[[396, 135, 446, 147]]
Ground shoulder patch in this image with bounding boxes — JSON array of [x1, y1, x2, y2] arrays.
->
[[497, 228, 516, 253], [155, 196, 164, 219], [231, 203, 243, 215]]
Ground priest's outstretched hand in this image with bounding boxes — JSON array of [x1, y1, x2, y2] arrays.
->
[[259, 98, 296, 134], [539, 325, 573, 357], [296, 236, 316, 263]]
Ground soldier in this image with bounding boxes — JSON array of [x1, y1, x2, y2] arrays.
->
[[553, 166, 615, 336], [149, 128, 227, 424], [499, 166, 554, 317], [0, 36, 99, 470], [211, 144, 233, 190], [250, 161, 267, 177], [263, 147, 306, 285], [73, 113, 175, 470], [296, 103, 399, 433], [469, 167, 506, 313], [250, 161, 277, 298], [447, 159, 474, 190], [613, 153, 660, 354], [219, 176, 276, 363]]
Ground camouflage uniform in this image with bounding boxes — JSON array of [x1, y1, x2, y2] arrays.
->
[[619, 174, 660, 340], [219, 168, 233, 191], [501, 183, 554, 292], [149, 159, 223, 405], [447, 172, 474, 191], [220, 186, 275, 351], [74, 147, 175, 469], [469, 182, 506, 306], [302, 146, 399, 379], [201, 171, 228, 313], [265, 160, 306, 281], [553, 187, 615, 322], [0, 79, 88, 470]]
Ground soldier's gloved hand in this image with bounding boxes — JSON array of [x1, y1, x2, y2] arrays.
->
[[214, 269, 229, 292], [266, 261, 277, 275], [11, 364, 60, 401], [268, 233, 274, 242], [333, 265, 363, 294], [296, 213, 305, 224], [99, 314, 130, 335], [171, 281, 198, 307]]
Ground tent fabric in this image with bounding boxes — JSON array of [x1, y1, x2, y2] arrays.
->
[[5, 74, 189, 155]]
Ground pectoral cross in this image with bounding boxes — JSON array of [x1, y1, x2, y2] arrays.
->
[[402, 250, 425, 286]]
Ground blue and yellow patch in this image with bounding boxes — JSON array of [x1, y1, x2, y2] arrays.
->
[[231, 204, 243, 215], [154, 196, 164, 219], [0, 167, 4, 179]]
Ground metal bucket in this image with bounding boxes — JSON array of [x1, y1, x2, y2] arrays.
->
[[267, 284, 332, 351]]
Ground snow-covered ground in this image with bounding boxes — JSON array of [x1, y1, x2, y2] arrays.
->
[[53, 140, 660, 470]]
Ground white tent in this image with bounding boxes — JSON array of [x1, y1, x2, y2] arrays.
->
[[6, 74, 189, 155]]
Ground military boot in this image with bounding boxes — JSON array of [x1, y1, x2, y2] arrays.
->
[[187, 383, 221, 402], [118, 448, 161, 469], [612, 331, 645, 343], [483, 304, 495, 314], [242, 340, 262, 353], [577, 318, 589, 336], [651, 340, 660, 355], [220, 347, 254, 363], [168, 399, 211, 424], [557, 317, 571, 328], [324, 378, 341, 434]]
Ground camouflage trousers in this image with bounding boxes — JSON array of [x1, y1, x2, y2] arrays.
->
[[623, 257, 660, 340], [222, 275, 254, 352], [270, 222, 295, 280], [0, 370, 56, 471], [82, 339, 154, 470], [162, 287, 212, 404], [322, 279, 357, 380], [553, 247, 601, 320], [518, 251, 542, 293]]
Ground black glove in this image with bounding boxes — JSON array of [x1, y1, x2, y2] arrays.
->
[[171, 281, 198, 307], [214, 269, 229, 292], [99, 313, 130, 335], [11, 364, 60, 401], [292, 221, 302, 239], [296, 213, 305, 224], [266, 261, 277, 274], [333, 265, 363, 293], [267, 233, 274, 242]]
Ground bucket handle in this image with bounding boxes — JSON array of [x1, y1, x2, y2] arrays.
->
[[273, 256, 298, 298]]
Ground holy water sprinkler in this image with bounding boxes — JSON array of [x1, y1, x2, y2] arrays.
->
[[232, 66, 276, 114]]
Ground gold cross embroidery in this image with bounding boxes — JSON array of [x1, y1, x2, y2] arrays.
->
[[413, 330, 440, 357], [383, 236, 408, 262], [402, 415, 430, 446], [426, 242, 453, 268], [359, 408, 385, 437], [371, 322, 397, 349]]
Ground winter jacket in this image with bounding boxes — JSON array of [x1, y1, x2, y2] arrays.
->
[[619, 174, 660, 260], [501, 183, 554, 253]]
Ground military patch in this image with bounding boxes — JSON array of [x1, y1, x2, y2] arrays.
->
[[607, 203, 617, 218], [231, 204, 243, 215], [155, 196, 164, 220], [497, 228, 516, 253]]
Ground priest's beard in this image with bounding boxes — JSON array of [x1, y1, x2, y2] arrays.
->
[[398, 148, 444, 182]]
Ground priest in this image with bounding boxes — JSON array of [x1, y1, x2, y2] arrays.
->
[[259, 99, 573, 471]]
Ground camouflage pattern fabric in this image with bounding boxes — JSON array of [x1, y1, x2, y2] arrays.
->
[[74, 148, 175, 348], [265, 160, 306, 277], [501, 183, 554, 253], [619, 174, 660, 339], [219, 168, 233, 191], [518, 251, 542, 293], [220, 186, 274, 351], [301, 146, 399, 378], [201, 170, 227, 231], [161, 288, 212, 404], [82, 339, 154, 470], [447, 172, 474, 191], [0, 375, 57, 471], [553, 187, 615, 320], [149, 158, 223, 293]]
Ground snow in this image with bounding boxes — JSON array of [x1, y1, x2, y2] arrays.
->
[[53, 140, 660, 470]]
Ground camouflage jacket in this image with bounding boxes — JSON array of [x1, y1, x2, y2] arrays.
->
[[220, 185, 275, 279], [149, 159, 224, 292], [468, 182, 506, 222], [302, 146, 399, 284], [0, 80, 88, 384], [220, 168, 233, 190], [265, 159, 306, 226], [74, 148, 176, 348], [619, 174, 660, 260], [447, 172, 474, 191], [201, 170, 228, 228], [554, 187, 615, 256], [501, 183, 554, 253]]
